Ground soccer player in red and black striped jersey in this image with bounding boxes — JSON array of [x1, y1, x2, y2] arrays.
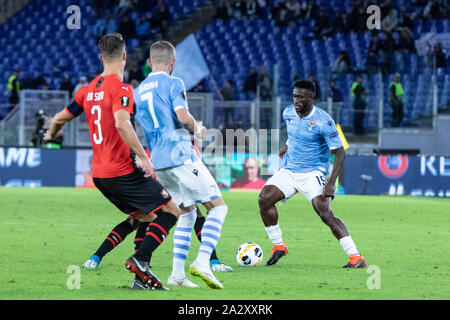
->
[[44, 33, 182, 290], [83, 147, 233, 273]]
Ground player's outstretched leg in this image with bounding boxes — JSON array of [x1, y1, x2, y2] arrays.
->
[[168, 207, 199, 287], [83, 217, 138, 269], [311, 196, 366, 268], [194, 209, 233, 272], [125, 204, 180, 289], [189, 199, 228, 289], [258, 185, 288, 266]]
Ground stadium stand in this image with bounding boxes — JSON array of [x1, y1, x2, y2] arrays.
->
[[0, 0, 449, 133]]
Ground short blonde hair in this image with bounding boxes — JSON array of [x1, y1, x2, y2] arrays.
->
[[150, 41, 175, 65]]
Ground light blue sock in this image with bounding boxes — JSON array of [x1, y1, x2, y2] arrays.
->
[[196, 205, 228, 265], [171, 209, 196, 279]]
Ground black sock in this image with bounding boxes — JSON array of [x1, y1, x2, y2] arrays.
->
[[95, 218, 137, 259], [133, 222, 149, 253], [133, 221, 152, 264], [194, 215, 219, 261], [133, 212, 177, 263]]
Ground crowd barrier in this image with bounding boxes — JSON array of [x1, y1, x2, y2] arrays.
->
[[1, 147, 449, 197]]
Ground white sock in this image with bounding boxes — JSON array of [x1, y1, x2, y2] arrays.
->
[[196, 204, 228, 265], [171, 209, 196, 279], [339, 236, 359, 256], [265, 224, 284, 246]]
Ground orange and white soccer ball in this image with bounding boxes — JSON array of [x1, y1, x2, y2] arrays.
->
[[236, 242, 263, 267]]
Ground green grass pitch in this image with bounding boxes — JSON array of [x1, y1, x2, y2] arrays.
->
[[1, 187, 449, 300]]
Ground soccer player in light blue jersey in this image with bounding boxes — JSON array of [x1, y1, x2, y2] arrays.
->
[[134, 41, 228, 289], [258, 80, 366, 268]]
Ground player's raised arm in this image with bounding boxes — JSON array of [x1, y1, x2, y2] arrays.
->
[[114, 109, 155, 177]]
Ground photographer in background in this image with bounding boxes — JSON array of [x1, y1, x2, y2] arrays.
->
[[29, 109, 63, 148]]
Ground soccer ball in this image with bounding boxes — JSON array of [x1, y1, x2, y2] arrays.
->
[[236, 242, 263, 267]]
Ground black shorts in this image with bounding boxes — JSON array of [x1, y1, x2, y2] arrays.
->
[[93, 170, 172, 216]]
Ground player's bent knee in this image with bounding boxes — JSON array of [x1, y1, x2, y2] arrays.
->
[[203, 197, 225, 211], [258, 192, 276, 211], [161, 200, 182, 217]]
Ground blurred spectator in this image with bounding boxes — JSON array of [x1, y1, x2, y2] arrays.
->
[[351, 75, 369, 135], [379, 0, 394, 18], [271, 0, 289, 27], [29, 109, 53, 148], [313, 8, 332, 38], [118, 15, 136, 40], [136, 0, 151, 12], [381, 8, 398, 33], [221, 79, 235, 101], [434, 43, 447, 76], [333, 50, 352, 73], [60, 74, 74, 97], [396, 10, 414, 38], [259, 75, 272, 101], [331, 11, 343, 33], [6, 69, 20, 114], [152, 0, 171, 37], [243, 67, 258, 100], [93, 0, 106, 13], [142, 60, 152, 77], [286, 0, 301, 20], [376, 31, 395, 75], [115, 0, 134, 17], [427, 43, 447, 76], [389, 73, 404, 127], [328, 79, 343, 102], [93, 14, 118, 40], [191, 81, 206, 93], [307, 74, 321, 101], [230, 157, 266, 189], [245, 0, 259, 19], [232, 0, 246, 19], [365, 50, 379, 74], [216, 0, 232, 19], [73, 76, 88, 97], [422, 0, 440, 18], [128, 61, 145, 83], [222, 80, 235, 126], [349, 4, 367, 33], [79, 154, 95, 188], [258, 65, 271, 83], [396, 11, 415, 52], [136, 14, 151, 40], [299, 0, 318, 19]]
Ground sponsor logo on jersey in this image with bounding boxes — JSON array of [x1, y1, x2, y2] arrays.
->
[[192, 169, 199, 176], [308, 119, 317, 131], [329, 131, 339, 139]]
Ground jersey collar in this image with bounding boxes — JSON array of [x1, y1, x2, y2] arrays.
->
[[299, 105, 317, 120], [150, 71, 168, 76]]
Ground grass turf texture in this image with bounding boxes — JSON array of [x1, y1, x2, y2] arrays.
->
[[1, 187, 449, 300]]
